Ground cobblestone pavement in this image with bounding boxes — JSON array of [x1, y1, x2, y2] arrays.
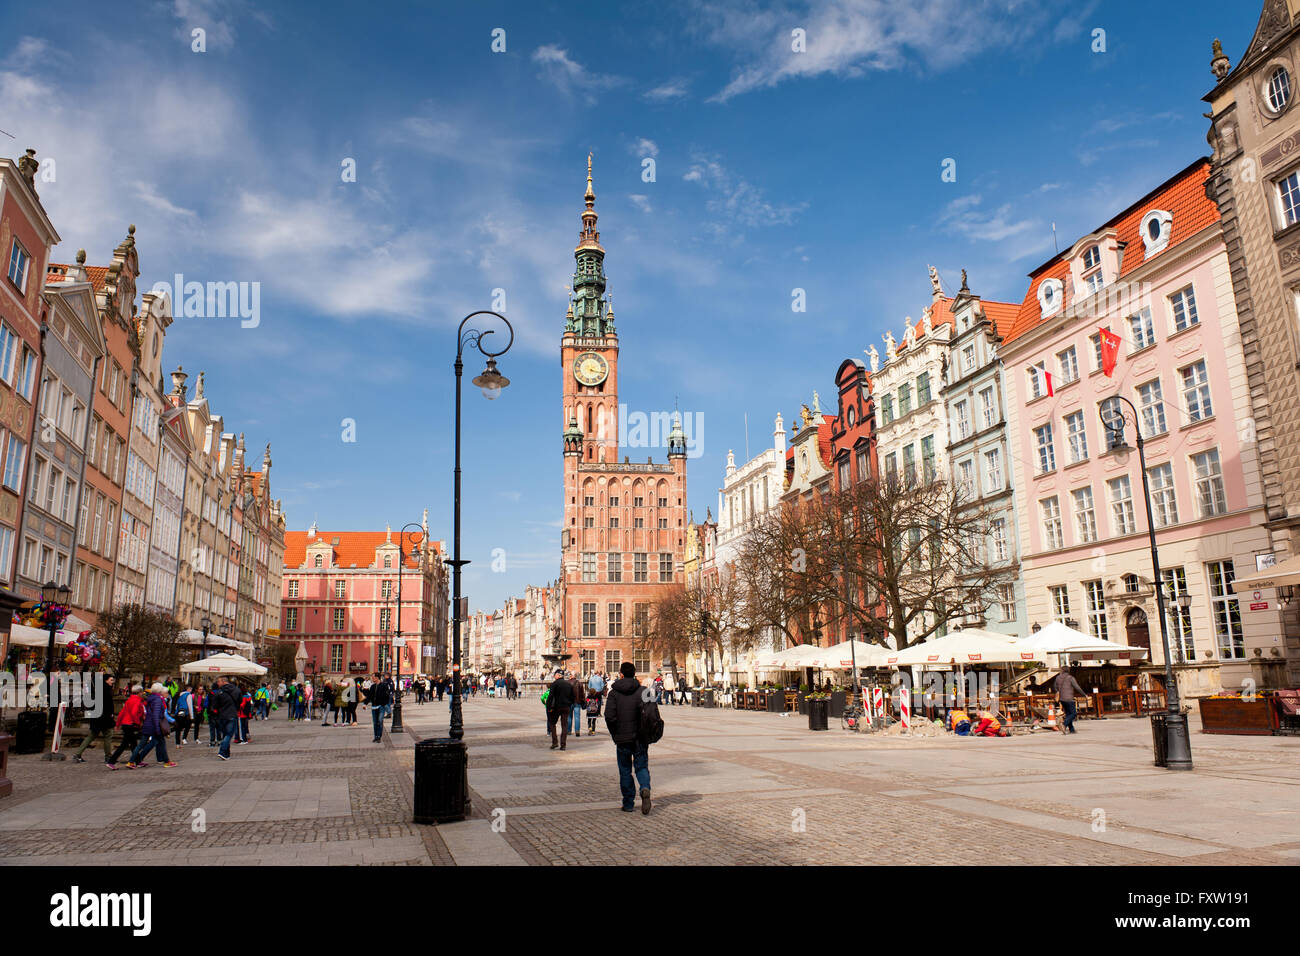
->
[[3, 695, 1298, 864]]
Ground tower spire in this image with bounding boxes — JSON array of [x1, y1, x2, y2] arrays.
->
[[570, 152, 609, 335]]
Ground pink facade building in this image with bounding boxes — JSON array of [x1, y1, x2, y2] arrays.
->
[[1003, 159, 1286, 702], [278, 519, 448, 679]]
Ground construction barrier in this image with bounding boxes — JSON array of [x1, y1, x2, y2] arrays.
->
[[899, 686, 911, 732]]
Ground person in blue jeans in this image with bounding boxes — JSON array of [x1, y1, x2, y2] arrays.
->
[[603, 662, 654, 814], [570, 673, 587, 737], [211, 675, 242, 760]]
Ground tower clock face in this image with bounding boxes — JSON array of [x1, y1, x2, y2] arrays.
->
[[573, 351, 608, 386]]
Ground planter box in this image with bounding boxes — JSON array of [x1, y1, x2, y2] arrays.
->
[[797, 693, 808, 716], [1199, 697, 1275, 735], [829, 690, 847, 719]]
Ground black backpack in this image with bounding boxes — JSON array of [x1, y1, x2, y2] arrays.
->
[[639, 697, 665, 744]]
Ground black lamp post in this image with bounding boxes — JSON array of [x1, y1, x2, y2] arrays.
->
[[414, 311, 512, 826], [392, 521, 425, 734], [201, 615, 212, 660], [40, 579, 71, 751], [1100, 396, 1193, 771]]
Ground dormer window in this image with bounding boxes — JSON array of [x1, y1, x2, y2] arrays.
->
[[1081, 245, 1104, 294], [1038, 278, 1063, 317], [1141, 210, 1172, 256], [1266, 64, 1292, 114]]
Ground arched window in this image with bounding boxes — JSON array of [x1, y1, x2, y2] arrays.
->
[[313, 554, 323, 568]]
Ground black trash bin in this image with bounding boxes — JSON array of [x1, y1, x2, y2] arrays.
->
[[413, 737, 470, 824], [1149, 713, 1168, 768], [766, 691, 784, 714], [808, 698, 829, 731], [15, 710, 45, 754], [701, 689, 715, 709], [829, 690, 846, 719]]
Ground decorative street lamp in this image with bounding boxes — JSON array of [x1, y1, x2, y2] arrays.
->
[[40, 580, 71, 754], [392, 520, 425, 734], [1100, 395, 1193, 771], [201, 615, 212, 660], [415, 310, 512, 825]]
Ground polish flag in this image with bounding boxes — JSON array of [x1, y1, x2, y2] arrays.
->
[[1099, 327, 1122, 377], [1029, 364, 1054, 397]]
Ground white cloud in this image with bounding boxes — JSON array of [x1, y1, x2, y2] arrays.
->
[[531, 45, 625, 103], [630, 137, 659, 158], [692, 0, 1068, 102], [643, 79, 689, 101], [628, 194, 652, 213], [937, 193, 1037, 242], [683, 153, 806, 230]]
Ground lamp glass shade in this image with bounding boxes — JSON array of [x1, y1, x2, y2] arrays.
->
[[41, 580, 58, 603], [472, 362, 509, 400], [1176, 592, 1192, 609]]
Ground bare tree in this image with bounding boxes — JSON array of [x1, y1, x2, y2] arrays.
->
[[97, 605, 184, 683], [734, 502, 836, 651]]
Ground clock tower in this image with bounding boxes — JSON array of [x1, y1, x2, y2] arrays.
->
[[559, 154, 688, 677]]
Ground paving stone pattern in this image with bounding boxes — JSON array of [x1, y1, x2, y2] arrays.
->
[[2, 695, 1298, 865]]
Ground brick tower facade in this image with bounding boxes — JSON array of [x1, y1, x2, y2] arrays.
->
[[560, 155, 688, 678]]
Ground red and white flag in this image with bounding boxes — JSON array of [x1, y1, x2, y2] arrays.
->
[[1099, 327, 1122, 377], [1029, 364, 1054, 397]]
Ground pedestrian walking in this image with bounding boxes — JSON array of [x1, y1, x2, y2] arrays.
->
[[207, 684, 221, 745], [1053, 669, 1088, 734], [108, 683, 146, 769], [366, 674, 391, 742], [129, 683, 177, 769], [570, 671, 587, 738], [73, 674, 117, 764], [586, 686, 602, 735], [545, 669, 574, 750], [171, 685, 195, 747], [238, 686, 254, 743], [604, 661, 662, 814], [653, 672, 665, 704], [212, 675, 242, 760], [190, 685, 206, 742]]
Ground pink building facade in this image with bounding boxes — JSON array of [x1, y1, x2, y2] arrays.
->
[[278, 520, 448, 679], [1003, 159, 1286, 702]]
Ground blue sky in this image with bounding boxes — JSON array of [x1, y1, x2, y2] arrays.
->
[[0, 0, 1258, 613]]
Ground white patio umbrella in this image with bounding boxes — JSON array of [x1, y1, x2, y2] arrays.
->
[[753, 644, 822, 669], [6, 622, 79, 647], [179, 652, 268, 677], [1232, 552, 1300, 588], [1020, 621, 1149, 661], [807, 640, 891, 669], [886, 628, 1044, 667]]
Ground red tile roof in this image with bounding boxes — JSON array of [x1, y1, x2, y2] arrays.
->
[[284, 530, 441, 570], [1003, 158, 1217, 345], [46, 263, 109, 292]]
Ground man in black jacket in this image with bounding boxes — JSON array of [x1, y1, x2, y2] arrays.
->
[[545, 669, 574, 750], [604, 661, 652, 814], [212, 676, 242, 760], [367, 674, 392, 742]]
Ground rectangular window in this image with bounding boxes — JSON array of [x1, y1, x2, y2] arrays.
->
[[3, 435, 25, 492], [957, 459, 975, 499], [0, 325, 15, 385], [285, 608, 298, 631], [634, 603, 650, 637], [1147, 463, 1178, 527], [998, 583, 1016, 622], [881, 394, 894, 425], [582, 602, 596, 637], [1192, 449, 1227, 518], [1099, 397, 1125, 451], [1128, 308, 1155, 350], [1138, 379, 1167, 437], [1029, 360, 1049, 400], [607, 602, 623, 637], [1056, 345, 1079, 384], [330, 644, 343, 671], [1090, 329, 1107, 372], [659, 552, 673, 582], [380, 579, 391, 600], [334, 579, 346, 599], [984, 447, 1003, 491], [333, 608, 345, 630], [902, 444, 916, 483], [855, 449, 869, 483], [1161, 567, 1194, 662], [1040, 497, 1063, 550], [0, 526, 12, 581], [608, 495, 619, 507], [898, 383, 912, 416], [916, 372, 931, 404], [1050, 585, 1070, 622], [1034, 423, 1056, 474], [604, 650, 622, 675], [288, 579, 299, 598], [884, 452, 898, 484], [979, 387, 995, 429], [990, 518, 1008, 562], [634, 553, 648, 582], [657, 497, 667, 508], [379, 607, 391, 632], [583, 516, 594, 528], [1279, 169, 1300, 226], [29, 457, 43, 504], [1170, 285, 1199, 332], [608, 552, 621, 583], [1072, 487, 1097, 543], [581, 552, 596, 582], [633, 517, 644, 529], [1084, 580, 1108, 641], [1181, 360, 1213, 422], [583, 494, 594, 507], [657, 517, 668, 529], [633, 496, 644, 507], [961, 345, 976, 374], [1065, 411, 1088, 464], [580, 649, 596, 676], [17, 349, 36, 401], [1207, 561, 1243, 660], [921, 436, 935, 481], [6, 240, 30, 292], [954, 400, 971, 440], [62, 477, 75, 522]]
